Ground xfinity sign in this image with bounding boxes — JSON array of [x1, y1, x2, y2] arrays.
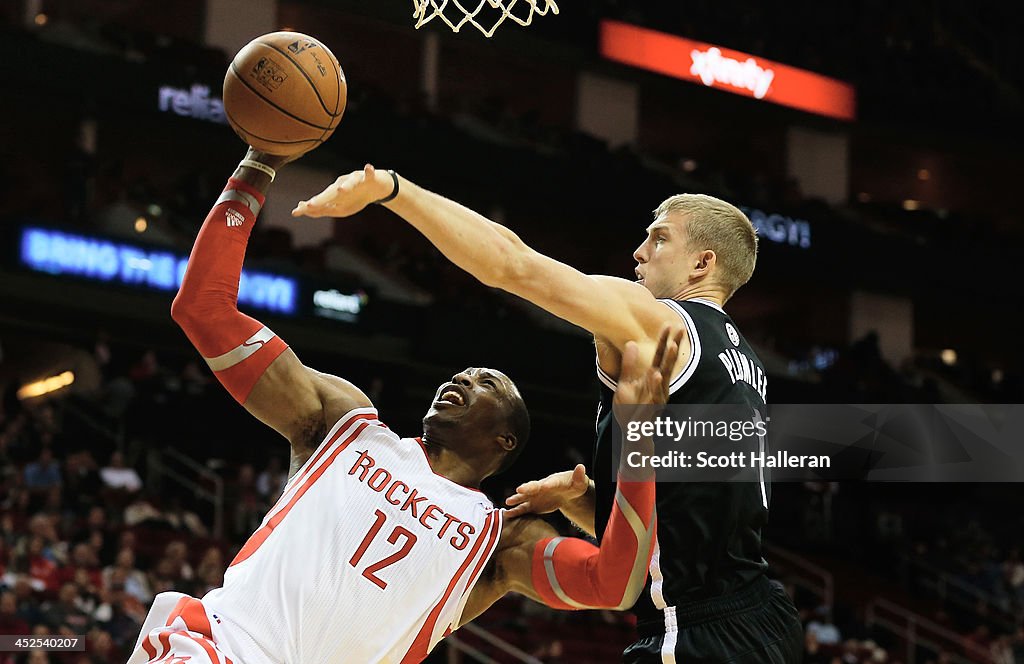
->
[[690, 47, 774, 99], [600, 20, 856, 121], [158, 84, 227, 124]]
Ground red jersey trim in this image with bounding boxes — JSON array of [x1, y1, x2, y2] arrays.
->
[[282, 409, 380, 497], [451, 508, 504, 630], [400, 511, 497, 663], [230, 417, 375, 567]]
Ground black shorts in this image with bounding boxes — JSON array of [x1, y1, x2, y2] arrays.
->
[[623, 578, 804, 664]]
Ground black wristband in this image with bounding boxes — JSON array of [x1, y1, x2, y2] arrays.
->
[[372, 169, 399, 204]]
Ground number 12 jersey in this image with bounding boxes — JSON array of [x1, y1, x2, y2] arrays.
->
[[202, 408, 504, 664]]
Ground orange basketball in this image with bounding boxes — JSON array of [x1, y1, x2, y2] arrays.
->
[[223, 32, 347, 156]]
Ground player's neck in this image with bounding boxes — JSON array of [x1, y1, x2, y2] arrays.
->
[[674, 285, 725, 307], [420, 435, 485, 488]]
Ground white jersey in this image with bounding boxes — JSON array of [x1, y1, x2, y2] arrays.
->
[[202, 408, 503, 664]]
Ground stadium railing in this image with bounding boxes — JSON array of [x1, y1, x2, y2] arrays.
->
[[764, 543, 834, 608], [901, 552, 1019, 634], [447, 623, 545, 664], [146, 447, 225, 540], [866, 597, 993, 664]]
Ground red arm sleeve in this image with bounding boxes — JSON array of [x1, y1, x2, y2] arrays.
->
[[530, 477, 655, 610], [170, 177, 288, 403]]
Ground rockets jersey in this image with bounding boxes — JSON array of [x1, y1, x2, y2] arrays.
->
[[593, 299, 769, 625], [203, 408, 503, 664]]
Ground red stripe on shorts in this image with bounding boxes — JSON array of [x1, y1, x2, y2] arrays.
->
[[142, 634, 157, 660]]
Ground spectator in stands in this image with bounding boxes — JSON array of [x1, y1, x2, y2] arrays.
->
[[98, 451, 141, 493], [165, 498, 206, 539], [18, 537, 56, 592], [194, 547, 224, 597], [63, 452, 103, 511], [10, 578, 43, 627], [161, 541, 194, 585], [229, 463, 264, 538], [72, 507, 111, 561], [50, 543, 101, 592], [40, 582, 91, 632], [101, 548, 150, 604], [531, 638, 566, 663], [72, 567, 102, 615], [93, 574, 144, 650], [256, 456, 286, 500], [26, 650, 51, 664], [86, 627, 118, 663], [806, 605, 842, 645], [1002, 548, 1024, 608], [122, 491, 169, 529], [0, 591, 28, 635], [965, 624, 993, 653], [802, 631, 829, 664], [23, 448, 61, 493], [146, 558, 177, 596], [991, 634, 1014, 664]]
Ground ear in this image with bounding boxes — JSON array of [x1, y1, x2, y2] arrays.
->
[[694, 249, 716, 272], [496, 432, 518, 453]]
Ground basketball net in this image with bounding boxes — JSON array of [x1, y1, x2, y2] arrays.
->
[[412, 0, 558, 38]]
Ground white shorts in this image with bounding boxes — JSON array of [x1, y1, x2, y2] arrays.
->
[[128, 592, 243, 664]]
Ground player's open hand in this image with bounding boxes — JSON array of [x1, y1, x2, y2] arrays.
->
[[613, 325, 684, 418], [291, 164, 393, 218], [505, 464, 590, 519]]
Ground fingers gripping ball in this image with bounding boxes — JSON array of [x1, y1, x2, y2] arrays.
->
[[223, 32, 347, 156]]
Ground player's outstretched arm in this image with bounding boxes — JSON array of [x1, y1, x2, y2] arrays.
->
[[291, 166, 679, 354], [461, 328, 681, 624], [171, 149, 370, 460]]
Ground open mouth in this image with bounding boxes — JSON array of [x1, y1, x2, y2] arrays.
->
[[635, 269, 645, 284], [435, 384, 467, 407]]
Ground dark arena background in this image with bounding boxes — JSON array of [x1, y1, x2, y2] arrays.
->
[[1, 1, 1023, 662]]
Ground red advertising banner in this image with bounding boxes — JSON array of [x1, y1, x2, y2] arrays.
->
[[600, 20, 856, 121]]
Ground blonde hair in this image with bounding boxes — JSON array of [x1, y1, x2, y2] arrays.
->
[[654, 194, 758, 298]]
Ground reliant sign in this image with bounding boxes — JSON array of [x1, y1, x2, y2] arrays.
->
[[600, 20, 856, 121], [158, 84, 227, 124]]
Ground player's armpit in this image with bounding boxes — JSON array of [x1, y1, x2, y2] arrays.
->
[[241, 352, 371, 451], [458, 517, 556, 627]]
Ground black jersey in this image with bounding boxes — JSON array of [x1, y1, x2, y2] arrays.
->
[[594, 298, 770, 627]]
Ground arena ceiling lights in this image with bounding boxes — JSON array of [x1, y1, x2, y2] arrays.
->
[[599, 20, 856, 121]]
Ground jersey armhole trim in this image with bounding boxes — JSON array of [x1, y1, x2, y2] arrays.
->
[[659, 300, 701, 395], [283, 407, 380, 495], [594, 301, 701, 394], [596, 358, 617, 390], [449, 508, 504, 631]]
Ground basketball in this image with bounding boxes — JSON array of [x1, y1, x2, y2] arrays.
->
[[223, 31, 347, 156]]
